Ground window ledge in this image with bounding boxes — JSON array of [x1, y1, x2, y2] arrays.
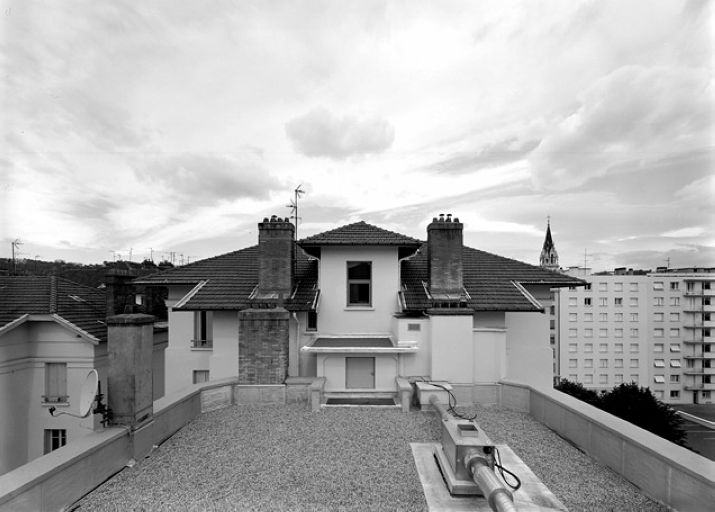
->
[[191, 347, 213, 352], [344, 306, 375, 311], [42, 402, 69, 408]]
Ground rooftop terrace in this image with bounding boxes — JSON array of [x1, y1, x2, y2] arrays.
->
[[74, 404, 666, 511]]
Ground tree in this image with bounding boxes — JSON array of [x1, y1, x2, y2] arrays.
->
[[555, 378, 601, 407], [600, 383, 687, 447]]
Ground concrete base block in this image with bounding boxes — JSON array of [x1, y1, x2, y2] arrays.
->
[[285, 377, 313, 406], [132, 421, 155, 461], [234, 385, 286, 404]]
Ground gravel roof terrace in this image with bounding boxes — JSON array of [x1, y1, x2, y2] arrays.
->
[[76, 404, 668, 512]]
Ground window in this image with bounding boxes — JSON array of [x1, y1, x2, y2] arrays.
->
[[584, 343, 593, 353], [654, 328, 664, 338], [568, 297, 577, 306], [630, 313, 639, 322], [654, 312, 664, 322], [670, 312, 680, 322], [550, 335, 555, 345], [670, 359, 681, 368], [599, 343, 608, 353], [654, 343, 664, 353], [615, 359, 623, 368], [630, 359, 639, 368], [568, 328, 577, 338], [584, 359, 593, 368], [599, 282, 608, 292], [654, 359, 665, 368], [630, 282, 639, 291], [614, 374, 623, 384], [599, 374, 608, 385], [584, 283, 592, 291], [407, 322, 420, 332], [599, 298, 608, 307], [614, 297, 623, 307], [630, 343, 639, 353], [347, 261, 371, 305], [599, 359, 608, 368], [569, 313, 578, 322], [654, 390, 664, 399], [669, 344, 681, 353], [569, 359, 577, 368], [192, 311, 213, 348], [670, 328, 680, 337], [615, 313, 623, 322], [653, 375, 665, 384], [584, 298, 592, 307], [686, 282, 695, 292], [584, 313, 593, 322], [568, 374, 578, 381], [44, 363, 67, 403], [568, 343, 577, 353], [615, 343, 623, 353], [615, 282, 623, 291], [585, 329, 593, 338], [599, 313, 608, 322], [307, 311, 318, 331], [584, 374, 593, 384], [670, 297, 680, 306], [44, 429, 67, 454], [599, 329, 608, 338], [670, 390, 680, 399], [550, 319, 555, 329], [550, 305, 555, 315], [615, 328, 623, 338], [670, 282, 679, 291], [630, 328, 639, 337], [703, 391, 711, 400], [630, 374, 639, 384], [654, 297, 664, 306], [670, 375, 680, 383], [630, 297, 639, 307], [193, 370, 210, 384], [653, 282, 664, 291]]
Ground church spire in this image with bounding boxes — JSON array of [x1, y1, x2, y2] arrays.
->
[[540, 217, 559, 270]]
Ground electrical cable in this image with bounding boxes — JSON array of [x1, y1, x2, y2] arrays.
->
[[416, 378, 477, 421], [493, 446, 522, 491]]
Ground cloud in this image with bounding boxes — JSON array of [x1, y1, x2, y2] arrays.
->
[[429, 138, 539, 174], [134, 153, 280, 206], [530, 65, 713, 191], [285, 107, 395, 159]]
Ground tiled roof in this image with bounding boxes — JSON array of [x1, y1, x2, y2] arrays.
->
[[298, 221, 422, 247], [0, 276, 107, 341], [135, 247, 319, 311], [401, 244, 583, 312]]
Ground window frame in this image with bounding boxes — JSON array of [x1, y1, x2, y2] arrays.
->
[[346, 261, 372, 307]]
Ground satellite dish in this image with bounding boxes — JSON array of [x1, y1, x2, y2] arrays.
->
[[49, 369, 99, 419], [78, 369, 99, 417]]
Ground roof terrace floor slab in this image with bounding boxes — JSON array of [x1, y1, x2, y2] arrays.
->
[[75, 404, 668, 512]]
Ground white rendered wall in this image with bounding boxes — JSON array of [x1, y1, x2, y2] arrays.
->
[[317, 246, 399, 335], [505, 311, 552, 390], [394, 317, 430, 378], [165, 286, 209, 393], [430, 314, 474, 382], [209, 311, 238, 381], [317, 354, 397, 392]]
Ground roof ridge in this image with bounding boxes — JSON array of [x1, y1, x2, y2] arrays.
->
[[49, 275, 57, 314]]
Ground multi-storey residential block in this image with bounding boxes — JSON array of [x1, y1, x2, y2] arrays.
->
[[552, 267, 715, 404]]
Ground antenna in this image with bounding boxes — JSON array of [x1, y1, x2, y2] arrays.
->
[[48, 369, 112, 426], [286, 184, 305, 242], [11, 239, 22, 275]]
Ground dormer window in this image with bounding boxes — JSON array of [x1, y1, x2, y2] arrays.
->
[[347, 261, 371, 306]]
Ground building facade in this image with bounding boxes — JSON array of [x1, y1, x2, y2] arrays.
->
[[553, 268, 715, 404], [137, 215, 583, 403]]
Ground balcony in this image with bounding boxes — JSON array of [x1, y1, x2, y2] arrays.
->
[[683, 368, 715, 376], [684, 353, 715, 360], [190, 339, 213, 349], [685, 383, 715, 391]]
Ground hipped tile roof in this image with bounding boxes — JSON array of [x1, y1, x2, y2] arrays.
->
[[135, 221, 582, 312], [0, 276, 107, 341], [298, 221, 422, 247]]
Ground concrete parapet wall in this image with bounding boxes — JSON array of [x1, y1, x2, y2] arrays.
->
[[500, 380, 715, 512]]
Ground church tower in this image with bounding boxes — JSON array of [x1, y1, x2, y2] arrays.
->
[[540, 218, 559, 271]]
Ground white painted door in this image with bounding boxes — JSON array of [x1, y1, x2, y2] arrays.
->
[[346, 357, 375, 389]]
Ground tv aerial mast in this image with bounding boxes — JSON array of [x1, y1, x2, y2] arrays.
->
[[286, 184, 305, 242]]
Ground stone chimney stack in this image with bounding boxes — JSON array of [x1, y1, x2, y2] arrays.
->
[[105, 268, 138, 317], [427, 213, 464, 301], [257, 215, 295, 301]]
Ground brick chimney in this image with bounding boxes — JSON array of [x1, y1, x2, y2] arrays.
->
[[427, 213, 463, 302], [105, 268, 138, 316], [257, 215, 295, 301]]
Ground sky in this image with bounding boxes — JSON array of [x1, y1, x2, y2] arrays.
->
[[1, 0, 713, 271]]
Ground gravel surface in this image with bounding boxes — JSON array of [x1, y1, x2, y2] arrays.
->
[[75, 404, 668, 512]]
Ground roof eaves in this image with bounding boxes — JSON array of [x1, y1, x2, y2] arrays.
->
[[511, 281, 544, 312], [50, 314, 101, 344], [173, 280, 209, 309], [0, 314, 30, 336]]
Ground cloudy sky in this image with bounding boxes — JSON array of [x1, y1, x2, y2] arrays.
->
[[1, 0, 713, 271]]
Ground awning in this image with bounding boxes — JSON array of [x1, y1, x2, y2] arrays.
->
[[301, 336, 418, 354]]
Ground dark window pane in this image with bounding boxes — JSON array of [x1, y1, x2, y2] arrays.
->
[[349, 283, 370, 304], [347, 262, 371, 280]]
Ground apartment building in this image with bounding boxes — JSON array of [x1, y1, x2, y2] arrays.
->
[[552, 267, 715, 405]]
